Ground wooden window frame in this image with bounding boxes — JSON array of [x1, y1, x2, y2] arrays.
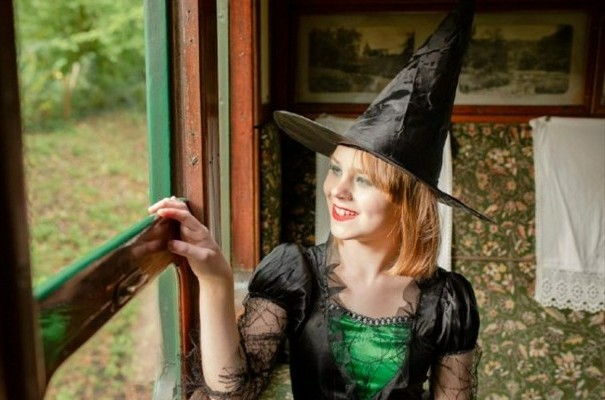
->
[[0, 1, 45, 397], [1, 0, 221, 398]]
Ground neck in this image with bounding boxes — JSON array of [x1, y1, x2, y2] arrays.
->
[[337, 237, 400, 282]]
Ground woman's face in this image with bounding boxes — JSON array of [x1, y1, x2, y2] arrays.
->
[[323, 146, 399, 244]]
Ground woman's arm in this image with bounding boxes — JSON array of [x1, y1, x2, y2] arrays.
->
[[149, 197, 243, 392], [430, 272, 482, 400], [149, 197, 287, 399], [431, 348, 480, 400]]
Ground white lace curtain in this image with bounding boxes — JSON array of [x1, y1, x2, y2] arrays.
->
[[530, 116, 605, 312]]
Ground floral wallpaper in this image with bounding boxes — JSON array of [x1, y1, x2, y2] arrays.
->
[[279, 133, 317, 247], [260, 121, 282, 258], [452, 123, 604, 399], [259, 122, 605, 399]]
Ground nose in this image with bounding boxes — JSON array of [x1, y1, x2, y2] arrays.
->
[[330, 177, 352, 201]]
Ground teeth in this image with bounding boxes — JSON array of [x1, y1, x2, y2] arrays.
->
[[335, 206, 355, 216]]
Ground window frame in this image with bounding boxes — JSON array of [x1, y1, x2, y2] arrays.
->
[[0, 0, 222, 398]]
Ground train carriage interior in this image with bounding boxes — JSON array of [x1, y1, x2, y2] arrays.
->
[[1, 0, 604, 399]]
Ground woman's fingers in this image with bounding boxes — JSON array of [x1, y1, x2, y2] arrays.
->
[[148, 197, 207, 236], [156, 207, 208, 236], [147, 197, 230, 281], [148, 196, 187, 214]]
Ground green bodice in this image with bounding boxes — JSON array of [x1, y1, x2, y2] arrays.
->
[[329, 306, 412, 400]]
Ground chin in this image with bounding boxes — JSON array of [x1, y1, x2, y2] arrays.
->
[[329, 227, 349, 241], [329, 227, 358, 242]]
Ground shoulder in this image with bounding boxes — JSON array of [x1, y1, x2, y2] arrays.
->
[[249, 243, 315, 292], [252, 242, 327, 277], [440, 269, 477, 302], [420, 268, 480, 354], [247, 243, 321, 323], [419, 268, 476, 300]]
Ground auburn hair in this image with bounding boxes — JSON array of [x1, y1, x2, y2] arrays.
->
[[359, 150, 441, 279]]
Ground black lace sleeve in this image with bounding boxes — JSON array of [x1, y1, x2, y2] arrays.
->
[[188, 243, 314, 400], [431, 272, 481, 399]]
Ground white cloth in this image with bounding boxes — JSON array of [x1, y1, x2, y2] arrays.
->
[[530, 116, 605, 312], [314, 114, 453, 271]]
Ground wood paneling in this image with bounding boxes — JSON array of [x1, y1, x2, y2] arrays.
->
[[230, 0, 260, 270]]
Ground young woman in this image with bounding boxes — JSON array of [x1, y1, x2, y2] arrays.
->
[[149, 0, 487, 398]]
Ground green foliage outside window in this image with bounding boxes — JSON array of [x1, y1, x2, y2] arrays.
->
[[15, 0, 145, 128]]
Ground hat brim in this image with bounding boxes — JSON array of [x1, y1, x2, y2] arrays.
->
[[274, 110, 494, 223], [273, 110, 348, 157]]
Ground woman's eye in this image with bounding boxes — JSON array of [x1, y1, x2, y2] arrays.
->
[[329, 164, 341, 175], [356, 176, 372, 186]]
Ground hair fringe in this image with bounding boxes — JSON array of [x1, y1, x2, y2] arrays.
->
[[360, 151, 440, 279]]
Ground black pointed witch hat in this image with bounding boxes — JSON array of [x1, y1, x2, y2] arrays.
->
[[274, 0, 492, 222]]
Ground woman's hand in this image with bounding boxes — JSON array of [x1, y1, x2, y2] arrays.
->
[[148, 196, 232, 285]]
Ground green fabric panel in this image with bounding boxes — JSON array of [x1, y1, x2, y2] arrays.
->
[[329, 314, 410, 400]]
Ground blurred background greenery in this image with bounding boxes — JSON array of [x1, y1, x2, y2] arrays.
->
[[16, 0, 146, 130], [16, 1, 159, 398]]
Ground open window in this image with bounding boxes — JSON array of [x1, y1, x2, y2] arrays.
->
[[1, 0, 223, 398]]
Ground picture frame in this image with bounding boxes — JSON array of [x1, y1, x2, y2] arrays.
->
[[593, 62, 605, 114], [286, 5, 601, 117], [601, 72, 605, 107], [295, 12, 444, 104], [592, 16, 605, 115], [455, 12, 588, 106]]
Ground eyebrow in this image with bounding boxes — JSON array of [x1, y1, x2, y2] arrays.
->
[[329, 155, 368, 174]]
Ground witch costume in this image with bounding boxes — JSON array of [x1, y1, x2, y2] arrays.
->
[[190, 0, 486, 399]]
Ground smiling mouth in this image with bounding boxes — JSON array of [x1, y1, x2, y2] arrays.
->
[[332, 205, 357, 221]]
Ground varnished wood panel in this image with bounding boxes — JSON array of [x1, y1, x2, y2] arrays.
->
[[172, 0, 221, 390], [230, 0, 260, 270]]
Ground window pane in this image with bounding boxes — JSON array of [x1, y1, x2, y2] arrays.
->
[[14, 1, 158, 398], [23, 111, 149, 284], [44, 284, 161, 399]]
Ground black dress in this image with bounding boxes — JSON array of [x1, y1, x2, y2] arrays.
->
[[243, 241, 481, 400]]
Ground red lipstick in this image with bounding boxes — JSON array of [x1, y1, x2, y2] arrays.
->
[[331, 205, 357, 221]]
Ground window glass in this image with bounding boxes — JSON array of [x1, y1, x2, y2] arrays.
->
[[15, 1, 157, 397]]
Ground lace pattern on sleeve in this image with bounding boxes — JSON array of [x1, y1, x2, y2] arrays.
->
[[430, 345, 482, 400], [188, 297, 288, 400]]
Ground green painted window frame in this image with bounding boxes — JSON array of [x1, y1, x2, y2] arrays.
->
[[144, 0, 182, 398]]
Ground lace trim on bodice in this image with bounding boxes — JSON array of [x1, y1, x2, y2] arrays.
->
[[327, 302, 413, 326]]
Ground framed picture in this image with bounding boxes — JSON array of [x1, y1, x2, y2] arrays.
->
[[289, 6, 599, 116], [295, 12, 444, 104], [456, 12, 589, 106]]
